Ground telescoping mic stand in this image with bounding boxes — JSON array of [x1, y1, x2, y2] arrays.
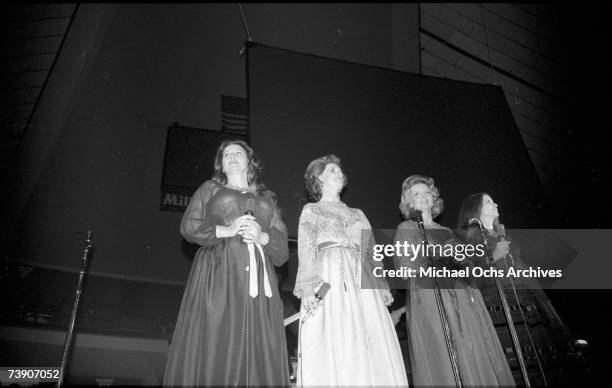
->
[[57, 230, 94, 387]]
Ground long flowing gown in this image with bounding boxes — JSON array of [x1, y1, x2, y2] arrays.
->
[[294, 202, 408, 386], [163, 180, 290, 387], [473, 230, 579, 385], [394, 220, 515, 387]]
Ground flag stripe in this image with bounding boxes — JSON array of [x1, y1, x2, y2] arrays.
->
[[221, 95, 248, 132], [223, 121, 247, 128], [221, 115, 247, 122]]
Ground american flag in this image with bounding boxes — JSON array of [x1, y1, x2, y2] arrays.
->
[[221, 95, 248, 133]]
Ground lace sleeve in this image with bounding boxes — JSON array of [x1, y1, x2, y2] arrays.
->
[[293, 204, 322, 299], [357, 209, 390, 290], [179, 180, 219, 246]]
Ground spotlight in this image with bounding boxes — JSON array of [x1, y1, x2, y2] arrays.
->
[[574, 339, 588, 348]]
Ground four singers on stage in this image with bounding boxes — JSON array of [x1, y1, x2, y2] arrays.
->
[[163, 139, 558, 387]]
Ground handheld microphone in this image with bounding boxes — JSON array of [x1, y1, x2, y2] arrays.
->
[[241, 199, 256, 242], [282, 282, 330, 326], [245, 198, 255, 216], [494, 223, 514, 264], [283, 282, 331, 326], [496, 223, 507, 241], [314, 282, 330, 302], [302, 282, 330, 323]]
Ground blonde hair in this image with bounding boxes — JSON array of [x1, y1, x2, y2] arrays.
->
[[399, 174, 444, 219]]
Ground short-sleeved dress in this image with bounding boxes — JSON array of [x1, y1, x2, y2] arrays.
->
[[163, 180, 290, 387]]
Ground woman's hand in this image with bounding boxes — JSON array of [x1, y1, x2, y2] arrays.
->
[[216, 215, 255, 238], [239, 219, 269, 245], [390, 306, 406, 326], [381, 289, 394, 306], [492, 240, 511, 261], [302, 294, 319, 317], [230, 215, 256, 236]]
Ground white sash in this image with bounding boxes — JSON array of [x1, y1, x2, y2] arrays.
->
[[246, 243, 272, 298]]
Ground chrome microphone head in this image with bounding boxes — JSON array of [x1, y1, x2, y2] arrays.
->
[[467, 218, 482, 226]]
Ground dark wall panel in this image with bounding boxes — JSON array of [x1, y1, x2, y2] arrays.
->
[[3, 4, 418, 283], [248, 43, 550, 236]]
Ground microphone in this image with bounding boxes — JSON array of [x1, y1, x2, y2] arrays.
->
[[284, 282, 331, 326], [467, 218, 482, 227], [240, 199, 255, 242], [314, 282, 331, 301], [496, 223, 507, 241], [302, 282, 330, 323], [409, 209, 424, 231], [494, 223, 514, 264], [245, 198, 255, 216]]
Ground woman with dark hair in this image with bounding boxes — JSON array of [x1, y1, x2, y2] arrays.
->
[[393, 175, 514, 387], [163, 140, 290, 386], [457, 193, 508, 262], [294, 154, 407, 386], [457, 192, 577, 384]]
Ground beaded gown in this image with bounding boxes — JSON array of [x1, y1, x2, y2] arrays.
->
[[294, 202, 408, 386], [163, 180, 290, 387], [394, 220, 514, 387]]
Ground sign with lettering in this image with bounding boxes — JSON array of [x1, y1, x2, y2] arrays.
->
[[160, 186, 193, 212], [160, 124, 247, 212]]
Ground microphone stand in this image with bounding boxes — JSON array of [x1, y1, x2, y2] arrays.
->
[[58, 230, 94, 387], [244, 204, 254, 387], [498, 225, 547, 385], [412, 211, 463, 388], [471, 219, 531, 387]]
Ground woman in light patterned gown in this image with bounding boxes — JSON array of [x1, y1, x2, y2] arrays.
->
[[293, 154, 408, 386]]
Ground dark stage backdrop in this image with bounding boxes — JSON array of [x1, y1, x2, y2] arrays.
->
[[160, 125, 247, 212], [247, 42, 550, 236]]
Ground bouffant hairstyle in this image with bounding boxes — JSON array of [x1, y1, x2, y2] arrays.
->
[[399, 174, 444, 219], [212, 139, 264, 190], [304, 154, 347, 202]]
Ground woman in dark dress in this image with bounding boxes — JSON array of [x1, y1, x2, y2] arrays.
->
[[393, 175, 514, 387], [457, 192, 578, 385], [163, 140, 290, 387]]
